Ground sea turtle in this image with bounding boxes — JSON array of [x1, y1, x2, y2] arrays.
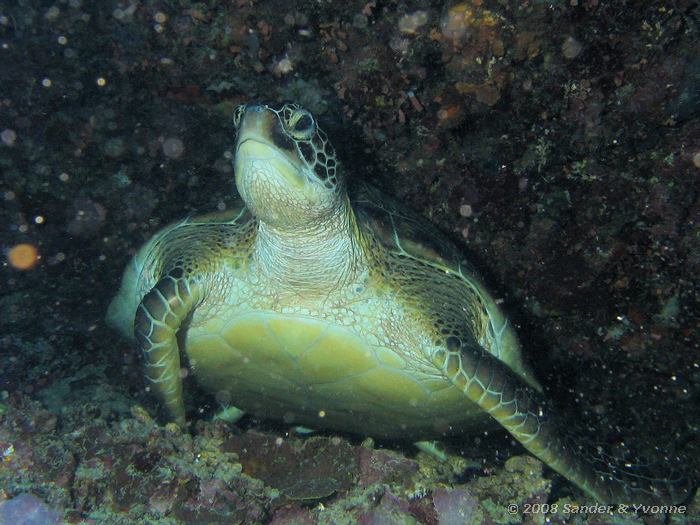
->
[[107, 102, 690, 505]]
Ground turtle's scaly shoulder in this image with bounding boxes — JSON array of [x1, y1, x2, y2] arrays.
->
[[106, 204, 255, 339], [152, 205, 256, 275], [350, 182, 542, 392]]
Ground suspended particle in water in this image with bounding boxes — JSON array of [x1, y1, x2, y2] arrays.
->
[[7, 243, 40, 270], [1, 129, 16, 146], [44, 6, 60, 20], [459, 204, 473, 217], [562, 36, 583, 59], [162, 137, 184, 159], [66, 198, 107, 237]]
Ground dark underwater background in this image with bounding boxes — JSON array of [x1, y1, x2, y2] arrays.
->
[[0, 1, 699, 523]]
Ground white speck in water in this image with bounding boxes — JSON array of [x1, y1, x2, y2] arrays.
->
[[1, 129, 17, 146], [162, 137, 185, 159], [561, 36, 583, 59], [44, 6, 60, 20]]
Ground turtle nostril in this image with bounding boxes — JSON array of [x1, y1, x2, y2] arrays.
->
[[248, 104, 264, 113]]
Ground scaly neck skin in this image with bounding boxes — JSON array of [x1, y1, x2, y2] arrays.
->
[[252, 197, 366, 297]]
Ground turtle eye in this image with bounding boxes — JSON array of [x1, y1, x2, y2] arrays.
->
[[288, 110, 315, 140], [233, 105, 246, 129]]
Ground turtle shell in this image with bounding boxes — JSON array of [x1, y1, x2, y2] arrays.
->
[[351, 181, 470, 273]]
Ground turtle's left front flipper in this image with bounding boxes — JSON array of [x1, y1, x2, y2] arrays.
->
[[134, 269, 204, 427], [432, 344, 695, 505]]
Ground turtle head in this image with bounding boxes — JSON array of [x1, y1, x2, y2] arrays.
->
[[233, 102, 343, 229]]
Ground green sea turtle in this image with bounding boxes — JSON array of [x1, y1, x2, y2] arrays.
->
[[107, 102, 691, 505]]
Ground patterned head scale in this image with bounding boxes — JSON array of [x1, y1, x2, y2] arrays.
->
[[234, 102, 341, 190]]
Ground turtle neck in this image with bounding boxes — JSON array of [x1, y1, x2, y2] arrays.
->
[[251, 197, 366, 298]]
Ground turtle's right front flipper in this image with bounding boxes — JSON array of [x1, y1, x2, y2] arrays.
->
[[134, 269, 203, 427], [433, 345, 695, 505]]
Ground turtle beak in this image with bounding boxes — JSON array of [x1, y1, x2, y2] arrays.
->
[[235, 104, 274, 146], [234, 105, 305, 190]]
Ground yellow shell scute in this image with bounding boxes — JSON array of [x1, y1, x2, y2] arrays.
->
[[266, 316, 326, 357], [374, 346, 407, 369], [297, 334, 375, 384], [352, 368, 432, 407]]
